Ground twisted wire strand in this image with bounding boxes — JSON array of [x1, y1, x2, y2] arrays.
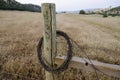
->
[[70, 38, 120, 77], [37, 30, 73, 73], [69, 38, 99, 80], [69, 37, 119, 79], [0, 30, 119, 79], [37, 31, 111, 80]]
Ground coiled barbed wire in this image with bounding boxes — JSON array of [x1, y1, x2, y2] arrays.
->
[[37, 30, 73, 73]]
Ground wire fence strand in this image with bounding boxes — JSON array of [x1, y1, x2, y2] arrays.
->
[[69, 37, 120, 79], [0, 32, 120, 80], [69, 37, 100, 80]]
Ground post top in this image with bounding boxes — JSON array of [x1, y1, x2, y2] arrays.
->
[[42, 3, 55, 6]]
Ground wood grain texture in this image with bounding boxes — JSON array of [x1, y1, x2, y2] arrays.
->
[[42, 3, 57, 80], [55, 56, 120, 78]]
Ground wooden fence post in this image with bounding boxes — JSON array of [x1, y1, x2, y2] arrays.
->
[[42, 3, 57, 80]]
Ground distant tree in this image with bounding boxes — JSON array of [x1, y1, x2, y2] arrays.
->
[[62, 11, 66, 13], [103, 12, 108, 18], [0, 0, 41, 12], [79, 10, 86, 14], [91, 11, 95, 14]]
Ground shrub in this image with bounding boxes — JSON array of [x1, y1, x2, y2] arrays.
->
[[111, 14, 116, 17], [79, 10, 86, 14], [103, 13, 108, 18]]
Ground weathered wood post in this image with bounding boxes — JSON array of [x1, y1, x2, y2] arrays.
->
[[42, 3, 57, 80]]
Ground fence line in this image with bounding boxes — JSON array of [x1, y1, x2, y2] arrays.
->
[[55, 56, 120, 78]]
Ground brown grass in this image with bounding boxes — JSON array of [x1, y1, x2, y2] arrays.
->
[[0, 10, 120, 80]]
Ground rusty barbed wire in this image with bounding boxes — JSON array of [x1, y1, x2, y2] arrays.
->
[[69, 37, 120, 80], [1, 31, 118, 79], [37, 30, 73, 73]]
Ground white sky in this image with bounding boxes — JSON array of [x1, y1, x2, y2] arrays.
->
[[16, 0, 120, 11]]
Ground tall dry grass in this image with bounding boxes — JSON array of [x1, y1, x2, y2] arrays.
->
[[0, 11, 120, 80], [57, 14, 120, 64]]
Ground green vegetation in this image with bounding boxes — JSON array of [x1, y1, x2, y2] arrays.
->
[[110, 6, 120, 11], [102, 11, 108, 18], [0, 0, 41, 12], [103, 13, 108, 17], [103, 6, 120, 17], [79, 10, 86, 14], [86, 6, 120, 17], [109, 6, 120, 16]]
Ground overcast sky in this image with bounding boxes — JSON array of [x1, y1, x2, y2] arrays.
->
[[16, 0, 120, 11]]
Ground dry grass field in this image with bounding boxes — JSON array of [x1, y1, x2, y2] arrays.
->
[[0, 10, 120, 80]]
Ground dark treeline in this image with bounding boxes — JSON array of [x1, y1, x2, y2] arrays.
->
[[0, 0, 41, 12], [110, 6, 120, 11], [78, 6, 120, 17], [107, 6, 120, 17]]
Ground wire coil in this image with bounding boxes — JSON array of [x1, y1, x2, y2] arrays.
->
[[37, 30, 73, 73]]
